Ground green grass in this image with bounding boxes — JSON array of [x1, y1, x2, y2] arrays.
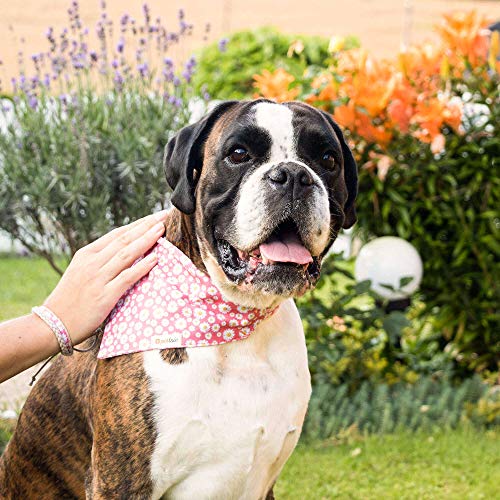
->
[[0, 256, 59, 321], [277, 428, 500, 499]]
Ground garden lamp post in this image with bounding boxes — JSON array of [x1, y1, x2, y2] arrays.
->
[[354, 236, 423, 312]]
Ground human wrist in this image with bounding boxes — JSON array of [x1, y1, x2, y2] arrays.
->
[[32, 305, 74, 355], [43, 297, 95, 346], [28, 312, 61, 354]]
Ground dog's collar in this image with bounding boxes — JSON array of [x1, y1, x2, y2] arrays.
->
[[98, 237, 278, 359]]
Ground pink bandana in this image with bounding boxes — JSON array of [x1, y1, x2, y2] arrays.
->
[[98, 237, 278, 359]]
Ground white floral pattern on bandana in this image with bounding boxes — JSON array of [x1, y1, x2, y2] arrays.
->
[[98, 237, 278, 359]]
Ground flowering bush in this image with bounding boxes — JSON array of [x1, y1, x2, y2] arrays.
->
[[0, 1, 203, 273], [192, 27, 359, 100], [253, 11, 499, 373], [254, 10, 497, 152]]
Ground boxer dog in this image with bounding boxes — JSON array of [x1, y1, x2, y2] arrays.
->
[[0, 99, 357, 499]]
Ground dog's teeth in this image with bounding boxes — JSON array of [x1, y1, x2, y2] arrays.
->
[[249, 257, 259, 269], [237, 249, 248, 260], [262, 256, 269, 265]]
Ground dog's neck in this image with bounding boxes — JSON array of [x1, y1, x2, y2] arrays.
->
[[163, 207, 205, 271]]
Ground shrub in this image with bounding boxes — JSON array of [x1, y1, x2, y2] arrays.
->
[[193, 27, 359, 100], [304, 375, 491, 440], [298, 254, 457, 389], [254, 11, 500, 372], [0, 1, 202, 274]]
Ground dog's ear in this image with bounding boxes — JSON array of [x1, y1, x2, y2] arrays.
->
[[164, 101, 239, 214], [320, 111, 358, 229]]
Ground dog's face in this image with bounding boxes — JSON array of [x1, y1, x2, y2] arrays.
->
[[164, 99, 357, 307]]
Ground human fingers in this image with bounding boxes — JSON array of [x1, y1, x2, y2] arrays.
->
[[104, 252, 159, 302], [86, 210, 168, 254], [99, 221, 165, 281]]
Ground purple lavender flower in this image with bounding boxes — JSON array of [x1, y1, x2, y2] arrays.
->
[[90, 51, 98, 62], [117, 37, 125, 53], [143, 3, 151, 26], [72, 56, 85, 70], [96, 21, 105, 40], [138, 62, 149, 78], [173, 76, 181, 87], [162, 69, 174, 82], [30, 75, 40, 89], [218, 38, 229, 53], [164, 57, 174, 68], [28, 95, 38, 110], [111, 59, 119, 69], [113, 70, 124, 89]]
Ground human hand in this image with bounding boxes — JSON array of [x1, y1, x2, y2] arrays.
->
[[42, 210, 168, 345]]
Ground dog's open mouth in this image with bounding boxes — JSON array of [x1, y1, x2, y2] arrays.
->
[[215, 219, 321, 286]]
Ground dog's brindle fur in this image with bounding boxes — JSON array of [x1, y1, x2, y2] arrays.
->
[[0, 99, 357, 498]]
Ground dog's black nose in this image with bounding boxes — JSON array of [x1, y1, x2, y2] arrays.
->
[[267, 163, 315, 198]]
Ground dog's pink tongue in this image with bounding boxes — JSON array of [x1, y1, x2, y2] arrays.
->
[[260, 231, 313, 265]]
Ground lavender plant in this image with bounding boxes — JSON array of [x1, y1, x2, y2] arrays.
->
[[0, 1, 205, 273]]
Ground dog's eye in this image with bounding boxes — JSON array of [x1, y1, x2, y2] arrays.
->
[[320, 151, 336, 169], [228, 146, 250, 164]]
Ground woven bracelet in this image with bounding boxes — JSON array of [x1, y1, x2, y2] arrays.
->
[[32, 306, 73, 356]]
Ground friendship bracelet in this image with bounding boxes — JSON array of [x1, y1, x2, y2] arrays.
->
[[32, 306, 73, 356]]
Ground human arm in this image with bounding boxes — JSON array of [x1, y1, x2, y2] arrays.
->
[[0, 210, 168, 383]]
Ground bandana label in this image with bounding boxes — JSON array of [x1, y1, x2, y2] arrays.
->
[[98, 238, 277, 359]]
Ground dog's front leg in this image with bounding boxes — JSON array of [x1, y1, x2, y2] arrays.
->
[[87, 354, 158, 499]]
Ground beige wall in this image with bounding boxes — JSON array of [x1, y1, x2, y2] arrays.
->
[[0, 0, 499, 80]]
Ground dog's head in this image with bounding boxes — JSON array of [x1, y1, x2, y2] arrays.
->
[[164, 99, 357, 308]]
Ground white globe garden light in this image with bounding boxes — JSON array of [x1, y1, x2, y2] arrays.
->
[[355, 237, 423, 306]]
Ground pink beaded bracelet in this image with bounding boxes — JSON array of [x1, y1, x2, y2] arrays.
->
[[32, 306, 73, 356]]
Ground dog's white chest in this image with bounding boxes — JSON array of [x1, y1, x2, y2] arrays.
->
[[143, 299, 311, 500]]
